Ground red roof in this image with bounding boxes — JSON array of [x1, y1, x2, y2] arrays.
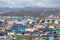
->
[[47, 33, 56, 36], [38, 29, 44, 32], [51, 33, 56, 36], [24, 32, 31, 34]]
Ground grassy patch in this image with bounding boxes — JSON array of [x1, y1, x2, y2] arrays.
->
[[54, 35, 60, 40]]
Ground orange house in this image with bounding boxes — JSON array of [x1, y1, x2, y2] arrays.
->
[[5, 20, 14, 25]]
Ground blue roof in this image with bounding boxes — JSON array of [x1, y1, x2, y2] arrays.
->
[[44, 29, 54, 33], [0, 32, 6, 35], [14, 19, 21, 24], [9, 27, 18, 31], [16, 31, 23, 34], [44, 20, 48, 25], [56, 29, 60, 34], [44, 36, 54, 40], [32, 32, 40, 34], [32, 32, 40, 36], [10, 27, 26, 32], [49, 36, 54, 40], [18, 27, 26, 32]]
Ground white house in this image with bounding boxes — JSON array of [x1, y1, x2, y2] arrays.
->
[[54, 20, 59, 24], [7, 32, 15, 36], [25, 27, 35, 32]]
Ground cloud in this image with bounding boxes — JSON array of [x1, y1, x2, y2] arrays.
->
[[0, 0, 60, 8]]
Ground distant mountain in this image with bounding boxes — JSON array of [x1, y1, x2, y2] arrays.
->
[[0, 7, 60, 17], [0, 7, 60, 12]]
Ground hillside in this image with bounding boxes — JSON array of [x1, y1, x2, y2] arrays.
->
[[0, 7, 60, 17]]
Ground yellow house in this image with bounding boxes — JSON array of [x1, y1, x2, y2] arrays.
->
[[48, 25, 55, 29]]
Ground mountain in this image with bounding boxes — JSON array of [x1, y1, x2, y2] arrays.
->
[[0, 7, 60, 12], [0, 7, 60, 17]]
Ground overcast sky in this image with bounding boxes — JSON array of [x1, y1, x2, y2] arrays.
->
[[0, 0, 60, 8]]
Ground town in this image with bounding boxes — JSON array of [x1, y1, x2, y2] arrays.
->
[[0, 15, 60, 40]]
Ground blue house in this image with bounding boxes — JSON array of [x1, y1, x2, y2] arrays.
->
[[56, 29, 60, 35], [43, 36, 54, 40], [17, 27, 26, 32], [49, 36, 54, 40], [0, 31, 6, 36], [32, 31, 40, 36], [44, 20, 48, 25], [14, 19, 22, 24], [44, 29, 54, 33], [10, 27, 26, 32], [9, 27, 18, 32], [43, 36, 49, 40]]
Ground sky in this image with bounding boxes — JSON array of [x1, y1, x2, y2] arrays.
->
[[0, 0, 60, 8]]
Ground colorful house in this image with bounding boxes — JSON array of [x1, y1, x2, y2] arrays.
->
[[49, 36, 54, 40], [16, 31, 23, 35], [10, 27, 26, 33], [56, 29, 60, 35], [7, 31, 15, 36], [14, 19, 23, 24], [48, 25, 55, 29], [54, 20, 59, 24], [10, 27, 18, 32], [0, 31, 6, 36], [44, 29, 54, 33], [32, 31, 40, 36], [33, 23, 45, 29], [44, 20, 48, 25], [5, 20, 14, 25], [43, 36, 54, 40], [18, 27, 26, 32], [24, 31, 31, 35], [25, 27, 34, 32], [37, 28, 44, 33]]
